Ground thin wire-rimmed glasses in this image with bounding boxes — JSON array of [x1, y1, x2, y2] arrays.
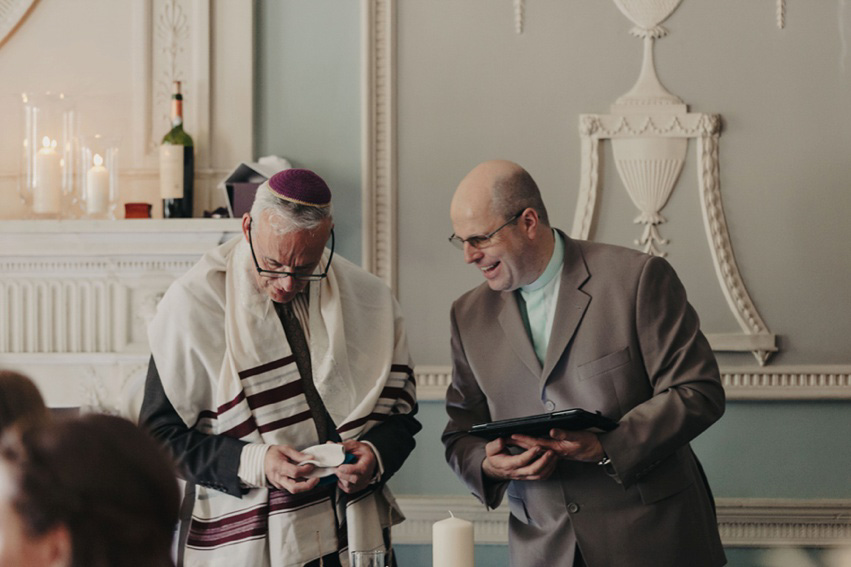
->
[[248, 219, 335, 280], [448, 210, 524, 250]]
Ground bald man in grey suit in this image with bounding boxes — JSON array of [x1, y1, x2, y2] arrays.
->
[[442, 160, 726, 567]]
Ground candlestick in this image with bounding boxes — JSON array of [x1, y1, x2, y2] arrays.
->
[[33, 136, 61, 214], [86, 154, 109, 214], [433, 513, 474, 567]]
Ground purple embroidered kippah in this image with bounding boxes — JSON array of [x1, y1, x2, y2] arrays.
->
[[267, 168, 332, 208]]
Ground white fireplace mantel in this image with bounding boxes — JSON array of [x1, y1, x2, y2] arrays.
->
[[0, 219, 241, 416]]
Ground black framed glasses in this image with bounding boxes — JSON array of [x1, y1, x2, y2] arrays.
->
[[448, 210, 524, 250], [248, 219, 335, 281]]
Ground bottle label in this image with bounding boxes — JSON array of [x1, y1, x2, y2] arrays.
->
[[159, 145, 184, 199]]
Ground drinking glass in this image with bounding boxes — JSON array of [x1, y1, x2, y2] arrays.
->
[[351, 549, 386, 567]]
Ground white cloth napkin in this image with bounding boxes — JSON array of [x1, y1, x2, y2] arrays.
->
[[298, 444, 346, 478]]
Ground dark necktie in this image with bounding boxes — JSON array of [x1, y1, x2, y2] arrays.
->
[[275, 301, 338, 443]]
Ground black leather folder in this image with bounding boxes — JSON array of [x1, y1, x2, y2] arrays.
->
[[467, 408, 618, 439]]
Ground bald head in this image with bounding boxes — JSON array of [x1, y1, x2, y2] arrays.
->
[[451, 160, 549, 227]]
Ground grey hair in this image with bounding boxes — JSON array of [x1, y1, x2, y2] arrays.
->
[[249, 182, 333, 234], [491, 167, 550, 226]]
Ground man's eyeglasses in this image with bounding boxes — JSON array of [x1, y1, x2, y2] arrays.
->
[[448, 210, 524, 250], [248, 219, 335, 281]]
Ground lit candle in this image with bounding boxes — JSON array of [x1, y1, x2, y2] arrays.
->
[[34, 136, 61, 214], [432, 512, 474, 567], [86, 153, 109, 214]]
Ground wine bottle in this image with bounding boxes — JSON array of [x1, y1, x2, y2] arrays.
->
[[159, 81, 194, 218]]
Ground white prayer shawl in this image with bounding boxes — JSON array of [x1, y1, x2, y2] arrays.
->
[[148, 236, 416, 567]]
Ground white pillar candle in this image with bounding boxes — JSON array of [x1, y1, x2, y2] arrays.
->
[[34, 137, 61, 214], [86, 154, 109, 214], [433, 513, 474, 567]]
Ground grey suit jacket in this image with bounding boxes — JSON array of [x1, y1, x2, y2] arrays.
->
[[442, 233, 726, 567]]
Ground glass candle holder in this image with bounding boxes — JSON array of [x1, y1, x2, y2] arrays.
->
[[20, 92, 78, 219], [79, 135, 120, 219]]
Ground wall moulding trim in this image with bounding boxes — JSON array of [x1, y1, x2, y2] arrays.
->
[[362, 0, 397, 292], [414, 365, 851, 401], [393, 495, 851, 548]]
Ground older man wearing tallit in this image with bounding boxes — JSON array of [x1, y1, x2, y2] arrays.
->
[[140, 169, 421, 567]]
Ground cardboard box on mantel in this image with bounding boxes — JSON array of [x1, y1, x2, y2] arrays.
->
[[218, 155, 293, 217]]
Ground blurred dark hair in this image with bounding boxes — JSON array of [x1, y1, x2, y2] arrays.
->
[[0, 370, 50, 433], [0, 413, 180, 567]]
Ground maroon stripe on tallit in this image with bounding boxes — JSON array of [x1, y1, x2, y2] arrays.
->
[[238, 355, 296, 380], [390, 363, 416, 385], [380, 386, 403, 399], [336, 413, 389, 434], [185, 485, 335, 549], [379, 385, 415, 408], [221, 415, 258, 439], [398, 388, 416, 408], [257, 409, 313, 434], [186, 504, 269, 548], [246, 380, 304, 410], [217, 390, 246, 414], [268, 484, 335, 513]]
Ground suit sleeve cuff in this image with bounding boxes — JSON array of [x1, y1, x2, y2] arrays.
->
[[238, 443, 270, 488]]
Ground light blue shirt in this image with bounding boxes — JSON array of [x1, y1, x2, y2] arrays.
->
[[519, 230, 564, 365]]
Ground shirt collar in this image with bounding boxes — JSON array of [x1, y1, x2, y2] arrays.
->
[[521, 229, 564, 294]]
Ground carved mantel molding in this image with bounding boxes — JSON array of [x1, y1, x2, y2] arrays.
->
[[0, 219, 241, 417]]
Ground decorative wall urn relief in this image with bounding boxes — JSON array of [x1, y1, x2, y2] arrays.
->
[[611, 0, 686, 256], [571, 0, 777, 365]]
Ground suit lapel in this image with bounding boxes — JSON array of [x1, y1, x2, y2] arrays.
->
[[498, 291, 542, 378], [541, 234, 591, 382]]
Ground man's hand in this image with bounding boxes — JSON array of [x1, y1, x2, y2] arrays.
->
[[334, 439, 378, 494], [264, 445, 321, 493], [481, 436, 558, 481], [508, 429, 605, 463]]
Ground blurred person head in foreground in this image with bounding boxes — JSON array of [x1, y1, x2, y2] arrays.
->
[[0, 370, 50, 434], [0, 413, 180, 567]]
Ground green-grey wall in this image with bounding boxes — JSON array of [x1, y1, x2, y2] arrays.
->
[[254, 0, 362, 264], [256, 2, 851, 566]]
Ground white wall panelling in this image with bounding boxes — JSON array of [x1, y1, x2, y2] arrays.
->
[[0, 219, 242, 417], [393, 495, 851, 548]]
